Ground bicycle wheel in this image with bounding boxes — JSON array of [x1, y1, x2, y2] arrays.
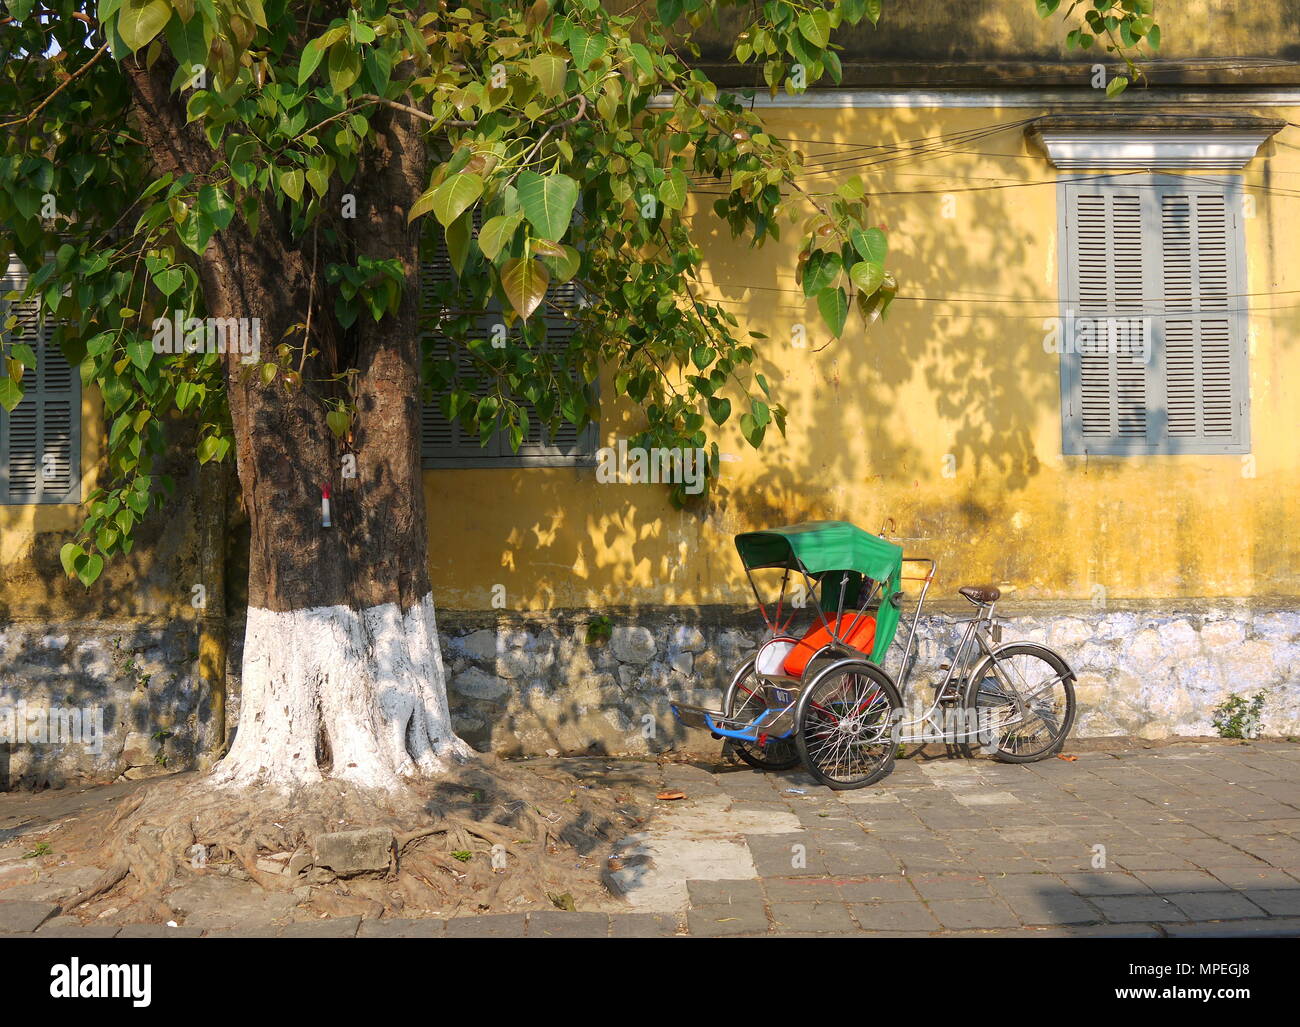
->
[[794, 661, 902, 789], [722, 660, 800, 771], [961, 643, 1076, 763]]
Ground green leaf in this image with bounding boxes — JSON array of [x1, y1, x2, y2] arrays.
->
[[431, 173, 483, 228], [101, 376, 131, 413], [659, 168, 689, 211], [126, 337, 153, 371], [531, 54, 568, 98], [0, 377, 24, 413], [850, 227, 888, 264], [569, 30, 608, 71], [8, 343, 36, 370], [59, 542, 80, 578], [446, 213, 471, 276], [516, 171, 578, 241], [478, 212, 523, 261], [175, 380, 200, 412], [279, 168, 305, 203], [74, 551, 104, 587], [739, 411, 765, 448], [797, 10, 830, 48], [298, 39, 325, 83], [1106, 75, 1129, 98], [198, 184, 234, 230], [706, 395, 731, 425], [151, 266, 183, 296], [117, 0, 171, 53], [326, 409, 350, 439], [802, 250, 842, 298], [328, 43, 362, 94], [197, 434, 229, 463], [817, 286, 849, 337], [500, 257, 550, 319], [537, 244, 580, 285], [849, 260, 885, 296]]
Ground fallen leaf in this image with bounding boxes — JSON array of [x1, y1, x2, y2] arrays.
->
[[1057, 754, 1078, 762], [656, 790, 686, 801]]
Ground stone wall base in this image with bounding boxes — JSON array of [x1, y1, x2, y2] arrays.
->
[[2, 600, 1296, 785]]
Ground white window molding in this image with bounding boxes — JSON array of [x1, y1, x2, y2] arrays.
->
[[1029, 113, 1283, 170], [1036, 129, 1275, 169]]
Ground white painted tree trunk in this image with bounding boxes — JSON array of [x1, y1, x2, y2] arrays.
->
[[209, 593, 472, 791]]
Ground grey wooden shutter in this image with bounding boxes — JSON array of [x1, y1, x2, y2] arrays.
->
[[514, 279, 597, 462], [1158, 190, 1242, 445], [419, 219, 595, 466], [419, 210, 502, 462], [1, 267, 81, 504], [1060, 175, 1248, 455]]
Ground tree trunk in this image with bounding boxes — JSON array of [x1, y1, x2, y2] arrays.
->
[[127, 61, 470, 793]]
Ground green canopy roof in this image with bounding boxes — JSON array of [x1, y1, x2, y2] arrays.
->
[[734, 521, 903, 581]]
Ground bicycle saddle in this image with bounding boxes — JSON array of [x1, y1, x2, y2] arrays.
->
[[959, 585, 1001, 604]]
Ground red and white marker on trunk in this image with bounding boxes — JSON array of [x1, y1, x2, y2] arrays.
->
[[321, 484, 332, 528]]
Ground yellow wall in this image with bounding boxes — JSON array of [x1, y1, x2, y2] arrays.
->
[[424, 103, 1300, 611], [0, 389, 101, 566]]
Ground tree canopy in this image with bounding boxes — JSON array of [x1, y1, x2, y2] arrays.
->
[[0, 0, 1160, 587]]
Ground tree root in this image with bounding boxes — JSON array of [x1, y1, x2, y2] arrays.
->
[[37, 754, 648, 925]]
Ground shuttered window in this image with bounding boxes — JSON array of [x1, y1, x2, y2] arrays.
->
[[419, 222, 597, 468], [1058, 175, 1249, 455], [1, 261, 81, 504]]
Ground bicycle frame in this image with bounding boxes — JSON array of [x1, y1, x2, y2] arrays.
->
[[729, 554, 1043, 748]]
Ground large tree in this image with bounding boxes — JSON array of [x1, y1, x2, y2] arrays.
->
[[0, 0, 1157, 906]]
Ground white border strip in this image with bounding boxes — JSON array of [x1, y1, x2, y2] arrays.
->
[[1037, 129, 1274, 169], [652, 88, 1300, 109]]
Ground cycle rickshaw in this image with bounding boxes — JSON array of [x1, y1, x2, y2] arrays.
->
[[671, 521, 1077, 789]]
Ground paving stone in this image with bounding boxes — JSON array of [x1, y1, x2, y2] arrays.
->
[[820, 842, 902, 876], [1208, 866, 1297, 890], [357, 918, 446, 938], [762, 877, 841, 903], [278, 916, 362, 937], [1165, 918, 1300, 938], [995, 890, 1101, 926], [116, 924, 205, 938], [34, 924, 121, 938], [848, 902, 940, 933], [951, 924, 1162, 938], [1057, 872, 1152, 896], [687, 878, 765, 907], [1092, 895, 1189, 923], [983, 872, 1065, 895], [527, 912, 610, 937], [835, 875, 916, 903], [1113, 853, 1198, 872], [769, 901, 859, 934], [0, 901, 59, 933], [926, 898, 1019, 930], [443, 914, 528, 938], [1132, 869, 1230, 893], [687, 903, 769, 937], [1239, 890, 1300, 916], [746, 833, 828, 876], [910, 872, 995, 901], [609, 913, 679, 937], [1166, 891, 1266, 920]]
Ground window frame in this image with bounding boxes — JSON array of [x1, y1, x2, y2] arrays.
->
[[0, 257, 82, 506], [1055, 172, 1251, 457]]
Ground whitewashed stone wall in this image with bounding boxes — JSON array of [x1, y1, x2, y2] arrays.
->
[[437, 602, 1300, 753], [3, 601, 1296, 786]]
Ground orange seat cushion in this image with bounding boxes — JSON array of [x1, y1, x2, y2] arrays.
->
[[782, 613, 877, 677]]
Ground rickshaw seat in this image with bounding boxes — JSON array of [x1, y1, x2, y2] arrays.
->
[[783, 613, 877, 677]]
